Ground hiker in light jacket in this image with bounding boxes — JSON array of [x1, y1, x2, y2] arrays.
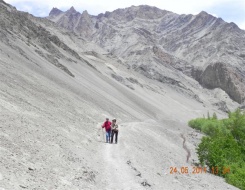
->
[[102, 118, 111, 143], [111, 118, 119, 144]]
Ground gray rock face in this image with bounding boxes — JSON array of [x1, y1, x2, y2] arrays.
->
[[48, 5, 245, 104], [101, 5, 169, 21], [48, 7, 94, 38], [49, 7, 63, 17], [0, 3, 82, 77], [193, 62, 245, 103], [240, 102, 245, 110]]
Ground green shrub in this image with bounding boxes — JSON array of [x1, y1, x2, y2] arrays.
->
[[189, 109, 245, 189], [197, 133, 242, 175], [226, 162, 245, 190], [188, 117, 225, 136], [188, 118, 206, 131], [202, 120, 222, 136]]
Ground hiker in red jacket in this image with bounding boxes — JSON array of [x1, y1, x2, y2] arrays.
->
[[102, 118, 112, 143]]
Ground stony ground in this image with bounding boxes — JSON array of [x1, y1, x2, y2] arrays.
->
[[0, 50, 239, 189], [0, 1, 240, 189]]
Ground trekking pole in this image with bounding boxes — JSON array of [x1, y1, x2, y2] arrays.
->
[[102, 128, 105, 142]]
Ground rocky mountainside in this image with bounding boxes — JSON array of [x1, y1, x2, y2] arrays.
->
[[48, 5, 245, 104], [0, 0, 241, 189]]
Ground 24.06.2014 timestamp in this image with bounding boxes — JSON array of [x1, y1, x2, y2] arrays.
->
[[170, 167, 206, 174], [170, 166, 230, 175]]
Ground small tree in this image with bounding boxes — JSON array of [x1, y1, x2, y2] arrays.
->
[[213, 112, 218, 120]]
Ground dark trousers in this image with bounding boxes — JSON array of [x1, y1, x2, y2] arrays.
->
[[111, 130, 118, 143]]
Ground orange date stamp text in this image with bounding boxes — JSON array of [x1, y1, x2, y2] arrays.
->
[[169, 166, 230, 175]]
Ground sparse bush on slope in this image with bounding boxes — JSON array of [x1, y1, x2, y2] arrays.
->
[[189, 109, 245, 190]]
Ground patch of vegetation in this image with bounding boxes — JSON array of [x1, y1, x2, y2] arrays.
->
[[188, 109, 245, 190]]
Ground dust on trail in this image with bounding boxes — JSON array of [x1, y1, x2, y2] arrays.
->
[[99, 124, 142, 190]]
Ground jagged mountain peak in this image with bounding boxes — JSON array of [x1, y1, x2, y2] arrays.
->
[[95, 5, 170, 21], [198, 10, 210, 16], [195, 10, 216, 20], [81, 10, 89, 16], [107, 5, 169, 20], [134, 4, 166, 11], [194, 11, 241, 31], [49, 7, 63, 16], [66, 6, 77, 14]]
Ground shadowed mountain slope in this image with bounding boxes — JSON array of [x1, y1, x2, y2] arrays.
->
[[49, 5, 245, 104]]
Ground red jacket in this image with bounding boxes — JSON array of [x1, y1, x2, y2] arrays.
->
[[102, 121, 111, 132]]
